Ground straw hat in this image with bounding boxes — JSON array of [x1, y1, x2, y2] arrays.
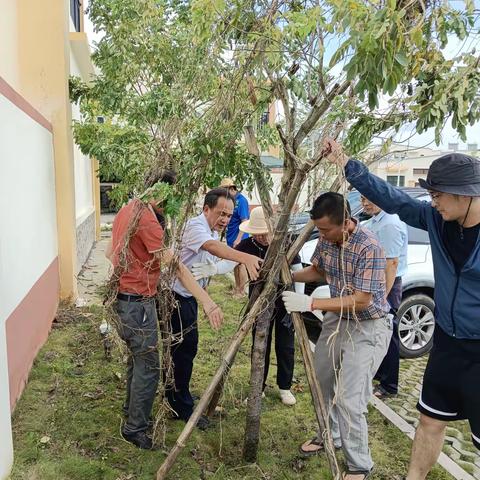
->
[[240, 206, 269, 235], [220, 177, 237, 189]]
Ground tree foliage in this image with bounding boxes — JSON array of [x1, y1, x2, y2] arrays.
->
[[72, 0, 275, 211], [73, 0, 480, 213]]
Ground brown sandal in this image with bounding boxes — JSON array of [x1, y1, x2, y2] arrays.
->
[[299, 437, 341, 458], [299, 437, 325, 457]]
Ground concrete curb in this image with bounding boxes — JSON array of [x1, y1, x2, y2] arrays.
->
[[371, 396, 476, 480]]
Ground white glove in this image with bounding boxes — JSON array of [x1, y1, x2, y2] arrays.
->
[[191, 259, 237, 280], [282, 291, 313, 313], [191, 259, 217, 280]]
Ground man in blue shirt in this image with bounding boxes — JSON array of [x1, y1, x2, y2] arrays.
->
[[362, 196, 408, 398], [324, 138, 480, 480], [220, 178, 250, 296]]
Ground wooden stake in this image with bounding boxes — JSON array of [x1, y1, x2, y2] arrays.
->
[[156, 281, 279, 479]]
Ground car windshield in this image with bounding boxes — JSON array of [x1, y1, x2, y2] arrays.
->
[[347, 190, 361, 215]]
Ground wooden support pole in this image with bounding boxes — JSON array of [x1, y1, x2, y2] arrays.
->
[[156, 280, 279, 479]]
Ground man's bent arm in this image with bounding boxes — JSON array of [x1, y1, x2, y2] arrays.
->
[[385, 257, 399, 295], [155, 249, 218, 308], [291, 265, 326, 284], [312, 290, 373, 313]]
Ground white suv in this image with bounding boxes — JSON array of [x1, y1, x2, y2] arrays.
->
[[299, 191, 436, 359]]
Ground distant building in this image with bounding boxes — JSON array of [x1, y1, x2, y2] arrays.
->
[[370, 144, 479, 188]]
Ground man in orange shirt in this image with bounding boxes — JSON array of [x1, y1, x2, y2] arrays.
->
[[108, 172, 223, 449]]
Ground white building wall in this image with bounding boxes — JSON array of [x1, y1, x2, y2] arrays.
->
[[69, 49, 95, 273], [244, 170, 315, 212], [0, 95, 57, 480], [69, 52, 94, 223], [0, 97, 58, 327]]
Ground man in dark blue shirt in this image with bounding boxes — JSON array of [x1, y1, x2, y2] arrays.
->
[[220, 178, 250, 296], [323, 138, 480, 480]]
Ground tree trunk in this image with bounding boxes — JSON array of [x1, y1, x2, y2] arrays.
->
[[242, 305, 273, 461], [156, 278, 280, 479], [243, 128, 340, 474]]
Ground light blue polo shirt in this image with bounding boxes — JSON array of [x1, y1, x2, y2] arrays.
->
[[173, 213, 219, 297], [364, 210, 408, 278]]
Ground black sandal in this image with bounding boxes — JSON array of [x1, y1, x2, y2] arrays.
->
[[342, 468, 373, 479], [373, 384, 397, 399]]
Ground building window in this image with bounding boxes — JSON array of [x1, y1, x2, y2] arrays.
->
[[386, 175, 405, 187], [413, 168, 429, 175], [71, 0, 82, 32]]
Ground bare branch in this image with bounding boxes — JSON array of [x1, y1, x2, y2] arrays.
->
[[293, 80, 350, 152]]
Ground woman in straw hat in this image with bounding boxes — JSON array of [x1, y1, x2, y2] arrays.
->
[[192, 206, 304, 405]]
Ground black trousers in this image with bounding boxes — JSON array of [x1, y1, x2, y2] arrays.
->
[[165, 293, 198, 420], [375, 276, 402, 394], [252, 307, 295, 391]]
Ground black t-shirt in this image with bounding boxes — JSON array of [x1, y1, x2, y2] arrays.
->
[[235, 237, 301, 301], [443, 221, 480, 273]]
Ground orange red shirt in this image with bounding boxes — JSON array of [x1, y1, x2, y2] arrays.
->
[[111, 200, 164, 297]]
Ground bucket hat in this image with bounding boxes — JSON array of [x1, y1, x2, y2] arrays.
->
[[418, 153, 480, 196], [220, 177, 237, 189], [240, 206, 269, 234]]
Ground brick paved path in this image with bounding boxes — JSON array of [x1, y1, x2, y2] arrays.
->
[[384, 356, 480, 479]]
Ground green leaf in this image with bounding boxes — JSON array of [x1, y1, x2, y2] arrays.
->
[[394, 51, 408, 67]]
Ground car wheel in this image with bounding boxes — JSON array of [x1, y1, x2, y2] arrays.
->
[[397, 294, 435, 359]]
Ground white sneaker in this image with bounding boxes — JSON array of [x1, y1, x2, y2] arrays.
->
[[279, 389, 296, 406]]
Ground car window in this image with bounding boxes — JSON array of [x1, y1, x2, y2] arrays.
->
[[407, 225, 429, 244], [347, 190, 362, 215]]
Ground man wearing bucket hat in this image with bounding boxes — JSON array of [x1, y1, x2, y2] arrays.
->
[[192, 206, 304, 406], [323, 138, 480, 480], [220, 178, 250, 296]]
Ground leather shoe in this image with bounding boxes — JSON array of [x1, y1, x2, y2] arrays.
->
[[121, 430, 154, 450]]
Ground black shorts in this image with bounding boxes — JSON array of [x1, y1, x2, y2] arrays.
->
[[417, 325, 480, 449]]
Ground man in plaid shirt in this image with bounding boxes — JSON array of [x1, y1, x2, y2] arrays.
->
[[282, 192, 392, 480]]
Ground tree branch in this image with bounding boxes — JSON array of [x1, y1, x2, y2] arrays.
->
[[293, 80, 350, 152]]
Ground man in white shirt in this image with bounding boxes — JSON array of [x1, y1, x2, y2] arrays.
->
[[362, 195, 408, 398], [167, 188, 262, 429]]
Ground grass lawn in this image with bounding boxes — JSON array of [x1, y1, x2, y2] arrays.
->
[[10, 278, 454, 480]]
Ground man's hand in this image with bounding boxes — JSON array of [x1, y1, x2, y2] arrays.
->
[[243, 254, 263, 281], [191, 259, 217, 280], [202, 300, 223, 330], [322, 138, 348, 168], [282, 291, 313, 313]]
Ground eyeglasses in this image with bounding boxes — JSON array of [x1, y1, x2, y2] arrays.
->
[[429, 191, 443, 201]]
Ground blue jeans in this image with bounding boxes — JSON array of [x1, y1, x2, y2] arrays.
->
[[115, 297, 160, 434]]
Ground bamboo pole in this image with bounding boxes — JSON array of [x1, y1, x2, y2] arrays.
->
[[280, 262, 341, 479], [156, 276, 280, 479]]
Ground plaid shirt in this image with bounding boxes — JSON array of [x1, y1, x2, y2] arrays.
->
[[311, 222, 389, 321]]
